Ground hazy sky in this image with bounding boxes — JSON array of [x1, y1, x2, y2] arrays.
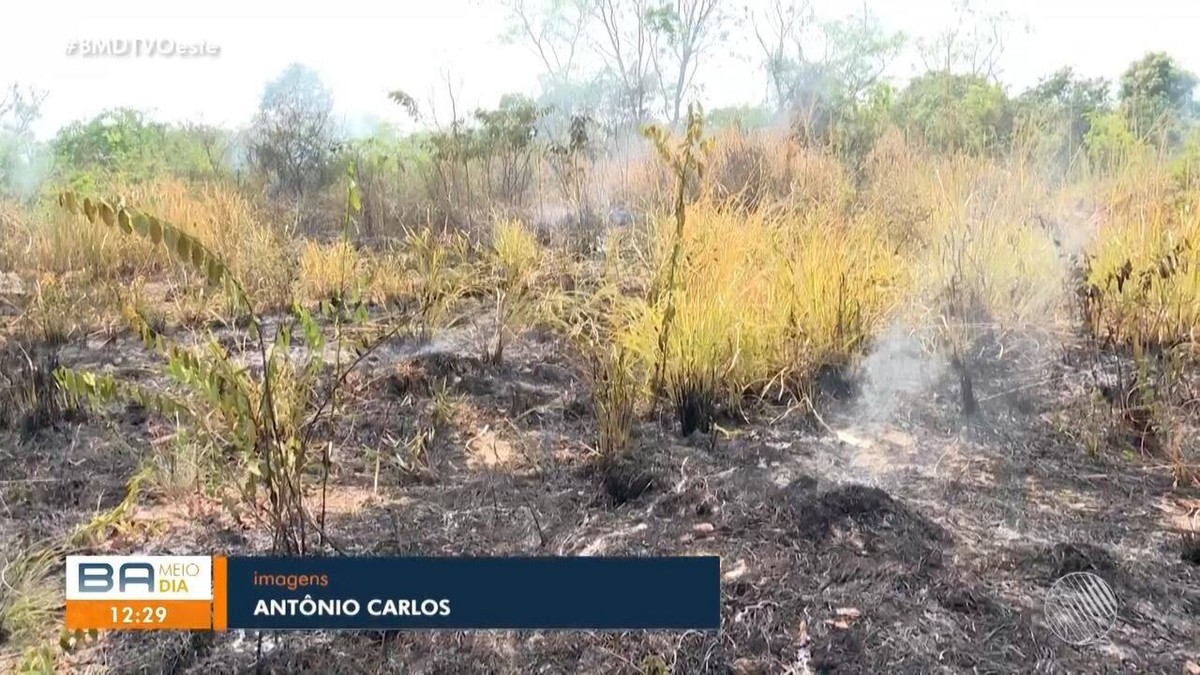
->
[[4, 0, 1200, 139]]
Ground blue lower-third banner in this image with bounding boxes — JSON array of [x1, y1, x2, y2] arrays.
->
[[225, 556, 721, 630]]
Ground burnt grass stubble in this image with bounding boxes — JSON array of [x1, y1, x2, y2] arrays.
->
[[1, 303, 1198, 674]]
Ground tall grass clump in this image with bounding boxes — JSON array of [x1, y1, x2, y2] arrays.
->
[[401, 225, 470, 340], [547, 233, 646, 463], [1081, 163, 1200, 481], [917, 157, 1067, 327], [123, 180, 292, 309], [485, 218, 541, 364], [0, 543, 60, 649], [0, 198, 29, 272], [623, 199, 901, 426], [296, 239, 364, 305], [616, 105, 901, 434], [703, 128, 797, 213], [1084, 164, 1200, 348], [878, 152, 1067, 414]]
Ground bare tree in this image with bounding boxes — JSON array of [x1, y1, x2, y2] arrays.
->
[[0, 84, 47, 198], [917, 0, 1014, 82], [250, 63, 337, 199], [502, 0, 592, 87], [750, 1, 900, 111], [182, 121, 232, 178], [391, 72, 482, 229], [0, 84, 45, 137], [748, 0, 815, 112], [821, 6, 904, 101], [591, 0, 657, 130], [435, 72, 476, 228], [646, 0, 726, 127]]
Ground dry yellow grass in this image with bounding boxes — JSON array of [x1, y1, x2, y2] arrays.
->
[[599, 129, 1081, 413], [295, 239, 364, 304], [705, 128, 853, 214], [617, 197, 903, 405], [1, 126, 1196, 402], [1085, 163, 1200, 349], [0, 198, 24, 272], [485, 219, 543, 362], [124, 180, 292, 309], [5, 180, 291, 316], [909, 155, 1068, 329]]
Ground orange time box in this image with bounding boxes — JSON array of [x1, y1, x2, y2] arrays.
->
[[66, 599, 213, 630]]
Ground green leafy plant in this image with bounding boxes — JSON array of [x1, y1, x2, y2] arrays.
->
[[50, 186, 394, 555], [0, 544, 61, 651], [0, 344, 81, 439], [893, 72, 1013, 155], [16, 643, 56, 674]]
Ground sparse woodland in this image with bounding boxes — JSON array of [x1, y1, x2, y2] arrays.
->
[[0, 1, 1198, 672]]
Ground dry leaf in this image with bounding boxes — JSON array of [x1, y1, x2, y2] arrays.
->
[[795, 620, 810, 645], [1184, 660, 1200, 675], [731, 658, 762, 675], [723, 559, 748, 581], [835, 607, 861, 619]]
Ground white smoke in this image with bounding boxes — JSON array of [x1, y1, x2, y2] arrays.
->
[[851, 322, 947, 427], [5, 151, 51, 202]]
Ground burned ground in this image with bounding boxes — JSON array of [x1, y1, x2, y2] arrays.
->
[[1, 307, 1197, 674]]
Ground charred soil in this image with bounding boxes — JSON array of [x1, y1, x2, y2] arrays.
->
[[1, 312, 1197, 674]]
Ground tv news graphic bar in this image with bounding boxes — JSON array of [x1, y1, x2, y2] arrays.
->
[[65, 555, 721, 632]]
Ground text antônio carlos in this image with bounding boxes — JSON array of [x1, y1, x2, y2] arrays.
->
[[253, 596, 452, 617]]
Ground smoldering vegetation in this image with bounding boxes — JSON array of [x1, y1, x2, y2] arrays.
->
[[1, 1, 1199, 673]]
